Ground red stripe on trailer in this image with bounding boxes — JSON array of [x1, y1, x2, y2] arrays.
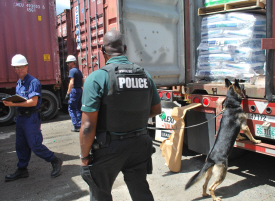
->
[[244, 143, 266, 152]]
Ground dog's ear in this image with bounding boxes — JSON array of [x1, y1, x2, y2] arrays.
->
[[234, 79, 240, 89], [225, 78, 232, 88]]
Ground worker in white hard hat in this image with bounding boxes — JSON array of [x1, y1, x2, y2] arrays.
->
[[65, 55, 84, 132], [3, 54, 63, 181]]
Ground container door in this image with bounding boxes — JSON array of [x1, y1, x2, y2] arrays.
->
[[262, 1, 275, 102], [0, 0, 60, 88], [119, 0, 185, 86]]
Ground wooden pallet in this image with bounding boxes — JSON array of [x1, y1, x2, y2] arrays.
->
[[198, 0, 266, 16]]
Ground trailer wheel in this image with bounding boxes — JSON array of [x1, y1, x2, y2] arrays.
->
[[0, 103, 16, 126], [41, 90, 59, 120]]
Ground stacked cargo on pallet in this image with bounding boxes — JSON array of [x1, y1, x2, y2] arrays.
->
[[195, 12, 266, 83]]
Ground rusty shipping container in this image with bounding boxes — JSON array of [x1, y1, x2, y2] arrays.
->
[[0, 0, 61, 125], [70, 0, 118, 78], [57, 9, 75, 81]]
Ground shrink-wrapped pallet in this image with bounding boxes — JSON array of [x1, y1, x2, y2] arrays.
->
[[195, 12, 266, 83]]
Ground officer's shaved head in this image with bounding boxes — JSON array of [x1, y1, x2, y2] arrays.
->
[[103, 30, 125, 55]]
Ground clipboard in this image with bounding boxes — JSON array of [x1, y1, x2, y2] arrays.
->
[[1, 95, 27, 103]]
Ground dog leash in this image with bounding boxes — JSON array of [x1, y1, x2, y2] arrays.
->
[[152, 108, 225, 131]]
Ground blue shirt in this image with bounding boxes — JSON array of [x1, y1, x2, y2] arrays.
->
[[16, 73, 42, 111], [69, 67, 83, 88]]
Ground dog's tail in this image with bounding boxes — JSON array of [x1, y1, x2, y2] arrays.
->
[[185, 161, 214, 190]]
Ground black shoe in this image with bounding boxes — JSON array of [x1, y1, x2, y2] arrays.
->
[[51, 157, 63, 178], [71, 128, 80, 132], [5, 168, 29, 182]]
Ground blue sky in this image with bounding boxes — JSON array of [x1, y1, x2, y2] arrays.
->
[[56, 0, 70, 15]]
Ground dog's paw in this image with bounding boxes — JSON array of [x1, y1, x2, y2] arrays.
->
[[237, 133, 246, 140], [214, 198, 221, 201], [253, 139, 261, 144], [202, 193, 209, 197]]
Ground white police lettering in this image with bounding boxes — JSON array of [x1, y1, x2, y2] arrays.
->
[[118, 70, 133, 73], [118, 77, 149, 89]]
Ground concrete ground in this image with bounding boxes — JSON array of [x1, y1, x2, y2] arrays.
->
[[1, 111, 275, 201]]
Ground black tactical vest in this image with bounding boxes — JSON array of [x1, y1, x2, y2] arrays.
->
[[97, 63, 153, 133]]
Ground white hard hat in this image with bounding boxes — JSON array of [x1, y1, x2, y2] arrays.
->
[[11, 54, 28, 66], [66, 55, 77, 62]]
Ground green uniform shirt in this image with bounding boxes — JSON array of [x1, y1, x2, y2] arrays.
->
[[81, 56, 160, 134], [82, 55, 160, 112]]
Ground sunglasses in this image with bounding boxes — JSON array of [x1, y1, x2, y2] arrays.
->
[[14, 66, 27, 70]]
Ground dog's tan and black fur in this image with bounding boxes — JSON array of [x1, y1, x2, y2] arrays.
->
[[185, 79, 261, 201]]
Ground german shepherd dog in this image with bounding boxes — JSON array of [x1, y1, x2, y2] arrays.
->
[[185, 79, 261, 201]]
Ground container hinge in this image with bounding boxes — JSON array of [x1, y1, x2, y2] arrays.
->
[[212, 87, 217, 95]]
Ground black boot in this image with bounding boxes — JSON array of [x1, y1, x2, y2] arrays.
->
[[51, 157, 63, 178], [5, 168, 29, 182], [71, 128, 80, 132]]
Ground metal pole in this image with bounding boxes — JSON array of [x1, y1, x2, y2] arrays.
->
[[88, 0, 94, 72], [60, 14, 65, 80], [95, 0, 100, 68], [83, 0, 89, 75]]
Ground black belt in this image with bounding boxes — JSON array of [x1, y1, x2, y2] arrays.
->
[[18, 109, 39, 116], [110, 129, 148, 141]]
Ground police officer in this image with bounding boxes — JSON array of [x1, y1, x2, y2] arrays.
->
[[65, 55, 84, 132], [80, 30, 161, 201], [3, 54, 62, 181]]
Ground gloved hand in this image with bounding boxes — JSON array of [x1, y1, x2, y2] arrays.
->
[[65, 94, 70, 101]]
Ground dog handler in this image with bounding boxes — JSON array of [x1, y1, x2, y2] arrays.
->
[[3, 54, 63, 181], [79, 30, 161, 200], [65, 55, 84, 132]]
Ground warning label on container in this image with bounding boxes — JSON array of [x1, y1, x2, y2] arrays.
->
[[38, 16, 42, 21], [44, 54, 50, 61]]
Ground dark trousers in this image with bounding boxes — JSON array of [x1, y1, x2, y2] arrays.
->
[[16, 113, 55, 168], [68, 88, 82, 129], [81, 134, 154, 201]]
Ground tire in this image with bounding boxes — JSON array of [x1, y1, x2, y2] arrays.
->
[[41, 90, 59, 120], [0, 102, 16, 126]]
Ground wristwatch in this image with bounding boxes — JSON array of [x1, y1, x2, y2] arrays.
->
[[79, 154, 91, 160]]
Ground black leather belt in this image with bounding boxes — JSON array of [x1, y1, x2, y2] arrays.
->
[[110, 129, 148, 141]]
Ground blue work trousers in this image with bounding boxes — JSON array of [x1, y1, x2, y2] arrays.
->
[[16, 113, 55, 168], [68, 88, 82, 129]]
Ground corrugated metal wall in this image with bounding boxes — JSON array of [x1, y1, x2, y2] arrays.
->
[[70, 0, 106, 78], [0, 0, 60, 88], [57, 9, 74, 81]]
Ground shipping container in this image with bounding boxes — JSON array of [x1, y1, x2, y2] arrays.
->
[[0, 0, 61, 126], [57, 9, 75, 81], [67, 0, 275, 158]]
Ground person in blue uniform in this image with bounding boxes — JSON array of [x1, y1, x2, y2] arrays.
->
[[65, 55, 84, 132], [3, 54, 63, 181], [79, 30, 161, 201]]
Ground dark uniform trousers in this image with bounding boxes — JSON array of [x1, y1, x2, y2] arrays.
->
[[16, 112, 55, 168], [81, 134, 154, 201], [68, 87, 82, 129]]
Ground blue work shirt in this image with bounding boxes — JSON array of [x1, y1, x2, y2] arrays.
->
[[69, 67, 83, 88], [16, 73, 42, 111]]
